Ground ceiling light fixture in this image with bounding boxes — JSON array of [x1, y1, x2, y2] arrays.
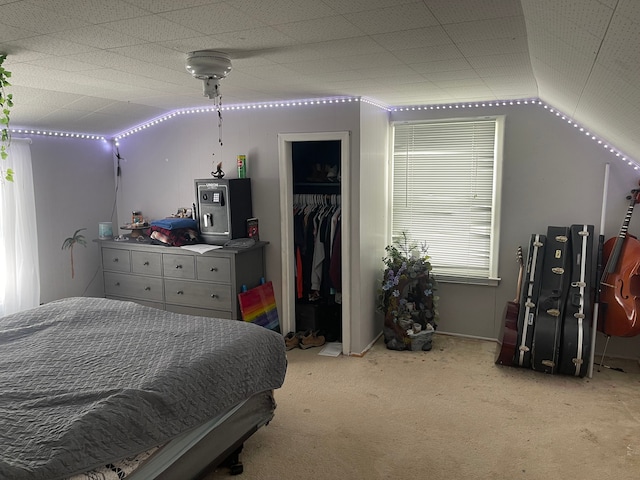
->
[[185, 50, 232, 146]]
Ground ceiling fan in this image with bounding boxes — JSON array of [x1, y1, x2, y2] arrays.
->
[[185, 50, 233, 100]]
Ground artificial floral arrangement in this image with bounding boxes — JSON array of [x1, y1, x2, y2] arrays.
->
[[378, 232, 439, 351]]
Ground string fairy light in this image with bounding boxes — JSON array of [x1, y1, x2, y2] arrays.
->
[[13, 96, 638, 172]]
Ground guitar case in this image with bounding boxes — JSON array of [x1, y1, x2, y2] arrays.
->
[[532, 226, 572, 374], [557, 224, 594, 377], [515, 234, 545, 368]]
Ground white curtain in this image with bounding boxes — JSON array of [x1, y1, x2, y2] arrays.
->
[[0, 138, 40, 316]]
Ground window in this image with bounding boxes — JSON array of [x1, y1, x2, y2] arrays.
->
[[0, 138, 40, 316], [391, 117, 504, 284]]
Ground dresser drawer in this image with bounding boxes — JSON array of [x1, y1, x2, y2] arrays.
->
[[163, 254, 195, 279], [104, 272, 164, 302], [164, 279, 232, 310], [102, 248, 131, 272], [196, 256, 231, 282], [131, 251, 162, 275]]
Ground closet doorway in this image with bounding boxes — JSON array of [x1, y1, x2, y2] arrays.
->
[[278, 131, 351, 355]]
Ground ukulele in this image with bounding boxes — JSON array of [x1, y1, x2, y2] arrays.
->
[[495, 246, 523, 366]]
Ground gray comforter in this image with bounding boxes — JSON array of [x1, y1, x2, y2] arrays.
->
[[0, 297, 287, 480]]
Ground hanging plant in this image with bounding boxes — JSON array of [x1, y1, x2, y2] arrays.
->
[[0, 53, 14, 182]]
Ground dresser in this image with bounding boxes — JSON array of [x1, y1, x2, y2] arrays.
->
[[100, 240, 267, 320]]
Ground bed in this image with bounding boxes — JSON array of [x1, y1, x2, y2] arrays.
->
[[0, 297, 287, 480]]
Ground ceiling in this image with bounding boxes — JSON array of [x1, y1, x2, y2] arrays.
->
[[1, 0, 639, 159]]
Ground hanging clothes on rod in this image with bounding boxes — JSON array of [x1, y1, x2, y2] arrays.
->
[[293, 194, 341, 302]]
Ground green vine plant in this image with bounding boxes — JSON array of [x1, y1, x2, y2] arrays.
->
[[0, 53, 14, 182]]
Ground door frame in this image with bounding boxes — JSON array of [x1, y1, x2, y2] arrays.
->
[[278, 131, 351, 355]]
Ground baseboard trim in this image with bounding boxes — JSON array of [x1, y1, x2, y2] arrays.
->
[[350, 331, 383, 357]]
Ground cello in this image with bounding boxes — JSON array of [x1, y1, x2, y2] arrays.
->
[[599, 183, 640, 337]]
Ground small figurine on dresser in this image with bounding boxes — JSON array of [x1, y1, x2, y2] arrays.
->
[[212, 161, 225, 179]]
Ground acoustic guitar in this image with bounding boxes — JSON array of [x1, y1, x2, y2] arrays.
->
[[495, 246, 523, 366]]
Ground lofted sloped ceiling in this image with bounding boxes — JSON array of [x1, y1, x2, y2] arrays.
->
[[0, 0, 638, 160]]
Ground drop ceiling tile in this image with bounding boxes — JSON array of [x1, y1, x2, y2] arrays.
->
[[27, 0, 150, 24], [159, 3, 265, 35], [308, 70, 372, 83], [65, 96, 121, 112], [102, 16, 204, 42], [530, 61, 582, 106], [68, 50, 150, 70], [425, 0, 523, 24], [371, 26, 451, 50], [309, 36, 388, 57], [431, 76, 487, 89], [422, 68, 481, 82], [80, 68, 183, 91], [230, 0, 335, 25], [270, 58, 348, 76], [526, 30, 596, 84], [203, 27, 299, 52], [444, 17, 527, 43], [320, 0, 416, 15], [522, 0, 613, 38], [476, 64, 534, 78], [108, 44, 188, 71], [581, 63, 640, 113], [273, 16, 366, 42], [1, 2, 89, 34], [466, 53, 532, 69], [110, 61, 193, 86], [52, 25, 147, 49], [444, 85, 496, 100], [363, 71, 426, 84], [24, 56, 100, 72], [0, 22, 39, 42], [1, 35, 97, 57], [236, 64, 311, 83], [410, 58, 474, 74], [0, 45, 49, 64], [343, 3, 439, 35], [333, 52, 404, 70], [597, 15, 640, 85], [392, 45, 463, 64], [456, 37, 529, 57], [522, 3, 606, 57], [617, 0, 640, 24], [121, 0, 221, 14]]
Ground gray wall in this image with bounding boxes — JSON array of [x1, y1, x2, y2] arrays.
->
[[25, 100, 640, 359], [114, 102, 361, 314], [391, 103, 640, 359], [29, 136, 115, 302]]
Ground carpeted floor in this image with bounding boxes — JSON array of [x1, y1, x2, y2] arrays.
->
[[205, 334, 640, 480]]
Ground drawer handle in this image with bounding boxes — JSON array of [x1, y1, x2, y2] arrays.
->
[[144, 286, 151, 291], [177, 290, 184, 295], [210, 267, 218, 272], [175, 264, 183, 269], [113, 258, 119, 263], [144, 261, 150, 266], [210, 293, 217, 299]]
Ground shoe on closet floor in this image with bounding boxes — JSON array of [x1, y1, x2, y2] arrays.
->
[[300, 331, 326, 349], [284, 332, 300, 350]]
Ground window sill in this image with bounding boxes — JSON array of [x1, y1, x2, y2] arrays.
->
[[435, 276, 500, 287]]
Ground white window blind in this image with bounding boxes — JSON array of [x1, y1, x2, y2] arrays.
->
[[391, 118, 503, 283]]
